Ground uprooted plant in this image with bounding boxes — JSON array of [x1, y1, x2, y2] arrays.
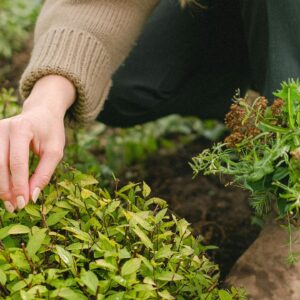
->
[[191, 80, 300, 264]]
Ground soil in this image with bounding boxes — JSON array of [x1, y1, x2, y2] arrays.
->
[[123, 138, 261, 280]]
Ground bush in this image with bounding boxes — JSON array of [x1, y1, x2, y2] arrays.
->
[[0, 165, 246, 299], [191, 80, 300, 263]]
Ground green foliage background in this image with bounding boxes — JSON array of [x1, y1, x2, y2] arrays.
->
[[0, 0, 41, 59]]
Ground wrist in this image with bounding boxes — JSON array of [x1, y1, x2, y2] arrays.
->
[[22, 75, 76, 118]]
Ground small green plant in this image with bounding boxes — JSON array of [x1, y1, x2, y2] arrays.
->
[[0, 88, 20, 118], [0, 164, 246, 299], [0, 0, 41, 59], [191, 80, 300, 263]]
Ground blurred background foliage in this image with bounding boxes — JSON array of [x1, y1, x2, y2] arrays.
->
[[0, 0, 41, 59]]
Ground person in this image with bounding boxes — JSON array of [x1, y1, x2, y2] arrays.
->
[[2, 0, 300, 211], [1, 0, 300, 297]]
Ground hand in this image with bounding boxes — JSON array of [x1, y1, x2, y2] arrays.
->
[[0, 75, 76, 212]]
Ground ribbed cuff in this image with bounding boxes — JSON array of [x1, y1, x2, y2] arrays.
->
[[20, 28, 113, 127]]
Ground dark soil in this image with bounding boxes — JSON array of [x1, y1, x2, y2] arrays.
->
[[124, 138, 261, 280]]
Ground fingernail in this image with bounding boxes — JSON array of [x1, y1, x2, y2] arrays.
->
[[32, 188, 41, 203], [4, 202, 14, 213], [16, 196, 26, 210]]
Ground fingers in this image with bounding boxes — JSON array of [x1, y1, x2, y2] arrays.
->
[[9, 119, 33, 210], [0, 124, 15, 212], [29, 146, 64, 203]]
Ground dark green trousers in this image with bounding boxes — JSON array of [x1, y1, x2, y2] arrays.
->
[[98, 0, 300, 127]]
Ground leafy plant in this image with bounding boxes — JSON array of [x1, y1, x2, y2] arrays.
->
[[191, 80, 300, 263], [0, 164, 246, 299], [0, 88, 246, 299], [0, 0, 41, 59]]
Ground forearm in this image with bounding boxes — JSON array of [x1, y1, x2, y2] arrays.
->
[[22, 75, 76, 119]]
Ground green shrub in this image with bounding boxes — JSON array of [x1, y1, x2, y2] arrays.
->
[[0, 165, 245, 299], [0, 88, 246, 299], [191, 80, 300, 263]]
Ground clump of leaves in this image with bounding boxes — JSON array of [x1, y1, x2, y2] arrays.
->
[[191, 80, 300, 263], [0, 165, 245, 299]]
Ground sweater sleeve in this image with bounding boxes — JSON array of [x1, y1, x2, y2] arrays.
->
[[19, 0, 159, 126]]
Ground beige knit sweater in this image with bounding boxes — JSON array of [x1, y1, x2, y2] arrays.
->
[[20, 0, 159, 126]]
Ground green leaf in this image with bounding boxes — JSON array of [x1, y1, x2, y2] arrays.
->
[[272, 167, 289, 181], [25, 205, 41, 218], [51, 287, 87, 300], [26, 228, 47, 257], [91, 259, 117, 272], [132, 226, 153, 249], [158, 290, 175, 299], [259, 122, 289, 134], [118, 248, 131, 260], [46, 211, 69, 226], [105, 201, 121, 214], [110, 275, 127, 287], [0, 269, 7, 285], [63, 226, 92, 242], [11, 280, 28, 293], [118, 183, 138, 194], [218, 290, 233, 300], [76, 173, 98, 187], [145, 197, 168, 208], [155, 245, 173, 260], [106, 292, 125, 300], [81, 188, 96, 199], [8, 224, 30, 235], [121, 258, 141, 276], [56, 246, 77, 275], [138, 255, 153, 272], [142, 182, 151, 198], [155, 208, 168, 223], [10, 252, 31, 271], [177, 219, 190, 237], [81, 270, 99, 295], [126, 211, 153, 231], [26, 285, 48, 297], [156, 272, 184, 281], [143, 277, 156, 286], [0, 225, 13, 240]]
